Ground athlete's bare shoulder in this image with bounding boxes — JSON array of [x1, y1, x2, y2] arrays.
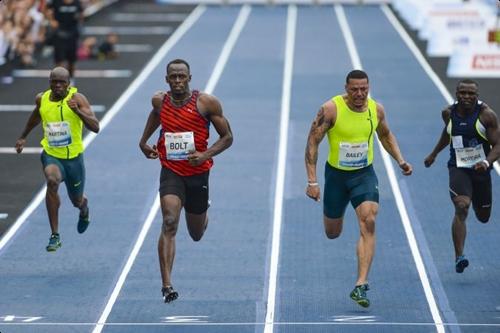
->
[[479, 102, 498, 127], [197, 92, 222, 117], [322, 98, 337, 118], [441, 105, 452, 123], [480, 102, 495, 114], [374, 101, 386, 121]]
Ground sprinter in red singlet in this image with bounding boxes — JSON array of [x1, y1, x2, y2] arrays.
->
[[139, 59, 233, 303]]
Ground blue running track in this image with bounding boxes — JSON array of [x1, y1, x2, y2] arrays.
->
[[1, 4, 499, 333]]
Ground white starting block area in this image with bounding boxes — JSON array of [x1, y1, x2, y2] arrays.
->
[[392, 0, 500, 78]]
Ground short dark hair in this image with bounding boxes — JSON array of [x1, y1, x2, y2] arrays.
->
[[346, 69, 369, 84], [457, 79, 478, 89], [167, 59, 190, 73]]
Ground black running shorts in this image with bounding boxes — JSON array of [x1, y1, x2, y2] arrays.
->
[[449, 166, 492, 210], [159, 167, 209, 214]]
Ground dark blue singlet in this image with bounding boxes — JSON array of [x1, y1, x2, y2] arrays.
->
[[447, 101, 490, 168]]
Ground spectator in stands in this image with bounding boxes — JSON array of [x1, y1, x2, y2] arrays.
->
[[98, 32, 118, 60], [77, 35, 96, 60], [47, 0, 83, 78], [0, 12, 7, 65], [0, 0, 44, 68]]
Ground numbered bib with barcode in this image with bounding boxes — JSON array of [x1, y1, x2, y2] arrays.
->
[[164, 131, 195, 160], [455, 144, 485, 168], [339, 142, 368, 168], [46, 121, 71, 147]]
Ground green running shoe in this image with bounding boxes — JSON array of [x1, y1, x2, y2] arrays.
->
[[455, 255, 469, 273], [77, 206, 90, 234], [350, 284, 370, 308], [46, 233, 61, 252]]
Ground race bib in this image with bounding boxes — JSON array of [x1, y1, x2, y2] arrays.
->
[[455, 144, 485, 168], [339, 142, 368, 168], [46, 121, 71, 147], [164, 131, 195, 160], [451, 135, 464, 149]]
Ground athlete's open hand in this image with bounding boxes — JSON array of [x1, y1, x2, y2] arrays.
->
[[306, 184, 321, 202], [15, 138, 26, 153], [187, 150, 207, 166], [140, 143, 158, 159], [399, 161, 413, 175]]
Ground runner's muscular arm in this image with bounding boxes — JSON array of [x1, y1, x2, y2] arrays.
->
[[424, 108, 451, 168], [474, 104, 500, 171], [139, 92, 163, 159], [376, 103, 412, 175], [68, 93, 99, 133], [188, 93, 233, 166], [15, 93, 43, 153], [305, 101, 335, 201]]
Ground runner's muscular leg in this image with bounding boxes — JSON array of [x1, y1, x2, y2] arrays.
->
[[159, 194, 182, 288], [44, 164, 63, 234], [354, 201, 378, 286], [186, 211, 208, 242], [323, 215, 343, 239], [70, 195, 86, 208], [473, 206, 491, 223], [452, 195, 471, 257], [471, 185, 491, 223]]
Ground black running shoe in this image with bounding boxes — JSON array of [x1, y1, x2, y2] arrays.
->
[[77, 206, 90, 234], [455, 255, 469, 273], [162, 286, 178, 303]]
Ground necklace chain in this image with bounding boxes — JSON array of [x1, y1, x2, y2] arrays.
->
[[171, 93, 192, 104]]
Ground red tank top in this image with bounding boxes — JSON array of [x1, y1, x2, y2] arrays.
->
[[157, 90, 213, 176]]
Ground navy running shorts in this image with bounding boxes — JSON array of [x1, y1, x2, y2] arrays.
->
[[41, 150, 85, 199], [323, 162, 379, 219]]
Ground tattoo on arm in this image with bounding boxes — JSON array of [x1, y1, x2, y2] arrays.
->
[[305, 107, 331, 164], [305, 143, 317, 165], [316, 108, 325, 127]]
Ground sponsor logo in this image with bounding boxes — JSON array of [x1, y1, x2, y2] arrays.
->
[[472, 55, 500, 70]]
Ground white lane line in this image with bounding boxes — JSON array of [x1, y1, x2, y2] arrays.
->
[[205, 4, 251, 95], [91, 197, 160, 333], [0, 147, 42, 154], [84, 0, 118, 17], [2, 321, 500, 326], [115, 44, 153, 53], [381, 5, 500, 177], [0, 213, 8, 219], [84, 26, 173, 35], [91, 5, 250, 333], [264, 5, 296, 333], [13, 70, 131, 78], [111, 13, 188, 22], [90, 6, 206, 332], [0, 105, 105, 112], [335, 4, 445, 333]]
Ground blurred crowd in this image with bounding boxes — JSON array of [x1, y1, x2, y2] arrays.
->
[[0, 0, 113, 68]]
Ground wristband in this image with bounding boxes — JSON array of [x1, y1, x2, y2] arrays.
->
[[482, 159, 490, 168], [308, 182, 319, 186]]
